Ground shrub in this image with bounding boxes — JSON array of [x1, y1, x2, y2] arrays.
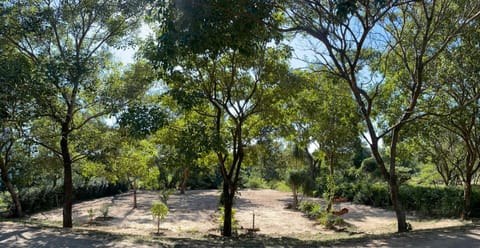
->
[[99, 204, 110, 218], [151, 201, 169, 234], [318, 211, 336, 229], [298, 201, 323, 219], [244, 177, 268, 189], [87, 208, 95, 222]]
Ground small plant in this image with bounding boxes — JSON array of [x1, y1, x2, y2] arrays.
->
[[99, 204, 110, 219], [87, 208, 95, 223], [151, 201, 168, 234], [160, 189, 175, 204], [318, 211, 336, 229]]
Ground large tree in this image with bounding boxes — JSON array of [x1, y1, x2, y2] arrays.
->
[[431, 21, 480, 218], [281, 0, 480, 232], [1, 0, 146, 227], [147, 0, 286, 237]]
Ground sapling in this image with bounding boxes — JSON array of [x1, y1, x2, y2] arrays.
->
[[99, 204, 110, 219], [151, 201, 168, 234], [87, 208, 95, 223]]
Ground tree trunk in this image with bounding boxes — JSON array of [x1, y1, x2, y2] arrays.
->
[[326, 153, 335, 212], [389, 177, 408, 232], [180, 167, 189, 194], [133, 179, 137, 209], [61, 127, 73, 228], [0, 158, 23, 217], [222, 182, 233, 237], [462, 179, 472, 220], [292, 185, 298, 209], [388, 127, 408, 232]]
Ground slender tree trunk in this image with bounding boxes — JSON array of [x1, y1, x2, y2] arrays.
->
[[0, 158, 23, 217], [133, 179, 137, 209], [222, 182, 233, 237], [180, 167, 189, 194], [462, 177, 472, 220], [292, 185, 298, 209], [326, 153, 334, 212], [61, 127, 73, 228], [389, 128, 408, 232], [389, 177, 407, 231]]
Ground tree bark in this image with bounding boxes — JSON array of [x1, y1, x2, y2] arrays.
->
[[389, 128, 408, 232], [326, 153, 335, 212], [389, 177, 407, 232], [180, 167, 189, 194], [462, 178, 472, 220], [0, 158, 23, 217], [60, 127, 73, 228], [292, 185, 298, 209], [133, 179, 137, 209], [222, 182, 233, 237]]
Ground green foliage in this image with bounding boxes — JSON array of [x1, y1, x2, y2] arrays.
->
[[298, 201, 323, 219], [337, 181, 480, 218], [317, 211, 345, 230], [151, 201, 169, 219], [151, 201, 169, 234], [159, 188, 175, 204], [17, 182, 128, 214], [244, 177, 268, 189], [269, 181, 291, 192]]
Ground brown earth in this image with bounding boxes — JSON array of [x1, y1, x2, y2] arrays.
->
[[29, 189, 465, 239]]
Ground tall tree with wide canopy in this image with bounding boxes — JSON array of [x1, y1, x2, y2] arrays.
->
[[430, 21, 480, 218], [280, 0, 480, 232], [1, 0, 146, 227], [147, 0, 286, 237]]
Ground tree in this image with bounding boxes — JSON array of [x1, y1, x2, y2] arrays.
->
[[430, 21, 480, 218], [151, 201, 168, 234], [0, 46, 34, 217], [281, 0, 480, 232], [111, 139, 158, 209], [147, 0, 287, 237], [2, 0, 146, 227], [284, 71, 360, 210]]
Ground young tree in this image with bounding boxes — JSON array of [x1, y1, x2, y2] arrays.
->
[[2, 0, 146, 227], [281, 0, 480, 232]]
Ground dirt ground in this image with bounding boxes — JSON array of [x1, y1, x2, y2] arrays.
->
[[29, 189, 465, 239]]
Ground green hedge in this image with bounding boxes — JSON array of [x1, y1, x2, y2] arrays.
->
[[337, 182, 479, 218], [17, 182, 128, 214]]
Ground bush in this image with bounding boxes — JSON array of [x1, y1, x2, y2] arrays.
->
[[244, 177, 268, 189], [18, 181, 128, 214], [269, 180, 290, 192], [298, 201, 323, 219], [336, 181, 478, 218]]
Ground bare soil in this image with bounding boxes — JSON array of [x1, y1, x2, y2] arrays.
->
[[30, 189, 465, 239]]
